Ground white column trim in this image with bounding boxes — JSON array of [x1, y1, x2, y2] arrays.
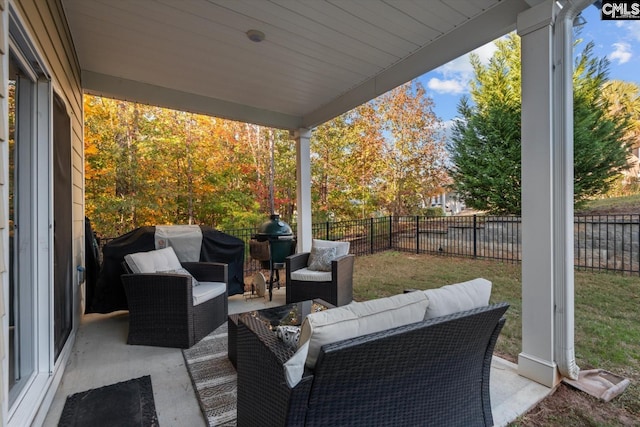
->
[[294, 129, 312, 253], [517, 0, 590, 387], [517, 0, 560, 388]]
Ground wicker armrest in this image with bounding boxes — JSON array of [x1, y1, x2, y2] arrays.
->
[[286, 252, 310, 272], [240, 316, 297, 364], [237, 315, 314, 426], [332, 254, 354, 278], [121, 273, 195, 345], [122, 273, 193, 298], [181, 262, 228, 283]]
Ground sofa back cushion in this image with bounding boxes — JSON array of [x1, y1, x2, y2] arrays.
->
[[124, 246, 182, 274], [300, 291, 429, 368], [423, 278, 492, 319], [284, 291, 428, 387]]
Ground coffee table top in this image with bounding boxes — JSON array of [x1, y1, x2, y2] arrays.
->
[[240, 299, 332, 331]]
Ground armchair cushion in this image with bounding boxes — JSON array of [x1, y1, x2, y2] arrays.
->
[[192, 281, 226, 306], [423, 278, 492, 319], [124, 246, 182, 274], [290, 268, 332, 282], [307, 246, 337, 271]]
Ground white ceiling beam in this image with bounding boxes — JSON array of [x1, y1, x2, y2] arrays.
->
[[82, 70, 303, 130]]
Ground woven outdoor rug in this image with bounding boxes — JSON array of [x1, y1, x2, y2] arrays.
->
[[58, 375, 158, 427], [182, 323, 237, 426]]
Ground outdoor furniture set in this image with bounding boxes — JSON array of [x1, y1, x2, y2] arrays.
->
[[118, 241, 507, 426]]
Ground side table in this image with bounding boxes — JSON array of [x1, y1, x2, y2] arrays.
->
[[227, 299, 333, 369]]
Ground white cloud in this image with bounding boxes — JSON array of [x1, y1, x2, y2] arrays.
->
[[437, 55, 474, 79], [472, 42, 499, 65], [429, 40, 499, 95], [609, 42, 632, 64], [617, 20, 640, 42], [436, 41, 497, 79], [427, 78, 465, 95]]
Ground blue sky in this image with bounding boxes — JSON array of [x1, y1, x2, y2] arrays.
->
[[418, 4, 640, 125]]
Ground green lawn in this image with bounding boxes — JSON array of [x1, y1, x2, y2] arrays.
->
[[352, 251, 639, 424]]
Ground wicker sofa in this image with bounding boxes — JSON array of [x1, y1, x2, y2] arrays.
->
[[236, 280, 508, 427]]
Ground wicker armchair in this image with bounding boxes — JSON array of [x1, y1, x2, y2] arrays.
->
[[121, 261, 228, 348], [237, 302, 509, 427], [285, 240, 354, 307]]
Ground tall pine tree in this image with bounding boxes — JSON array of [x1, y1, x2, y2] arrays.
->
[[448, 33, 632, 214]]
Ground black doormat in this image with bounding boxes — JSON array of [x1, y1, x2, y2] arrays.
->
[[58, 375, 159, 427]]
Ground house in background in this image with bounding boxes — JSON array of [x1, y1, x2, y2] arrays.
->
[[1, 1, 596, 425]]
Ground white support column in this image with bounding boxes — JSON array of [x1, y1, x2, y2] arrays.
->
[[294, 128, 312, 252], [517, 1, 560, 388]]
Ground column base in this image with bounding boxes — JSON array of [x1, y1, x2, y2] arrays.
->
[[518, 352, 561, 387]]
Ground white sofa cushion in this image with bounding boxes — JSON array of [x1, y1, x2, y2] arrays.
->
[[192, 281, 226, 306], [311, 239, 350, 257], [283, 291, 429, 387], [290, 268, 332, 282], [423, 278, 492, 319], [124, 246, 182, 274]]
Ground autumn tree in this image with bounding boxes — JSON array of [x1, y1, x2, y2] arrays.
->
[[311, 114, 363, 221], [84, 96, 295, 235], [346, 103, 386, 217], [375, 81, 448, 216], [85, 97, 152, 235], [85, 80, 449, 237], [449, 34, 632, 214], [309, 81, 447, 219]]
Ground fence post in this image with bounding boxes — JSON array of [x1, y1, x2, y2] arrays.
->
[[326, 221, 330, 240], [370, 217, 374, 254], [389, 216, 393, 250], [473, 214, 477, 258], [416, 216, 420, 254]]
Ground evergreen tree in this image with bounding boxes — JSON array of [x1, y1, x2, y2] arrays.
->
[[449, 34, 632, 214]]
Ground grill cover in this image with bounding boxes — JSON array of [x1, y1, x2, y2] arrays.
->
[[87, 225, 245, 313]]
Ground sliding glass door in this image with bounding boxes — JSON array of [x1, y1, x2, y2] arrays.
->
[[7, 11, 54, 409]]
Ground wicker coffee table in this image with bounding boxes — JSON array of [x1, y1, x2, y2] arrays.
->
[[227, 299, 332, 368]]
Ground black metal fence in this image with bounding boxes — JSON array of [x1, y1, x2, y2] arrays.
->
[[98, 214, 640, 277]]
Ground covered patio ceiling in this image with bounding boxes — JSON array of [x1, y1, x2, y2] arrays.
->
[[61, 0, 539, 130]]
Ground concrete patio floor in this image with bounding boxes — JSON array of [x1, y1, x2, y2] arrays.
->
[[42, 288, 551, 426]]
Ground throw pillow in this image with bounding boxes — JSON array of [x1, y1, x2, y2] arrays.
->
[[307, 246, 337, 272], [124, 246, 182, 274], [162, 267, 200, 287], [275, 325, 301, 349]]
